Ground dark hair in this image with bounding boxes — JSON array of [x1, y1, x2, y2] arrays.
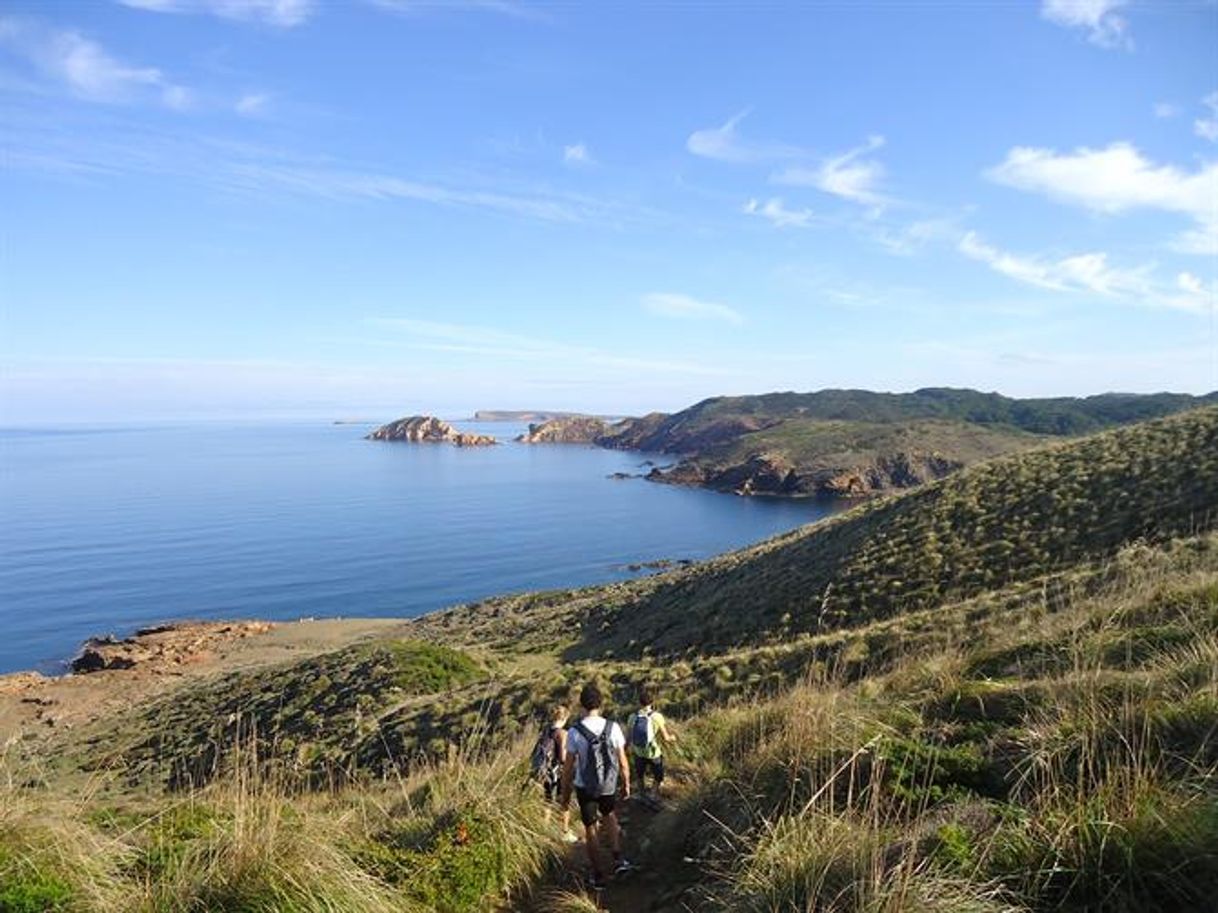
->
[[638, 684, 654, 706], [579, 682, 603, 711]]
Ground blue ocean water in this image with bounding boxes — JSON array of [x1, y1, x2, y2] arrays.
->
[[0, 421, 841, 674]]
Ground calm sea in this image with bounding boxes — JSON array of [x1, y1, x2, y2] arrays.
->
[[0, 421, 841, 674]]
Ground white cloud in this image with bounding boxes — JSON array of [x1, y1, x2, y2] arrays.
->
[[742, 197, 813, 229], [771, 135, 888, 209], [1040, 0, 1131, 49], [0, 18, 189, 106], [686, 110, 801, 164], [1154, 102, 1180, 119], [235, 92, 270, 116], [958, 231, 1213, 313], [986, 142, 1218, 256], [1195, 91, 1218, 143], [117, 0, 315, 28], [365, 0, 538, 19], [562, 142, 591, 166], [641, 292, 744, 325]]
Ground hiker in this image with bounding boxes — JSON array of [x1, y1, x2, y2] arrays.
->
[[626, 684, 677, 803], [559, 682, 632, 890], [530, 703, 578, 843]]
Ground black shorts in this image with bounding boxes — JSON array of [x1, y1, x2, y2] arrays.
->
[[633, 755, 664, 785], [574, 787, 617, 827], [543, 775, 561, 804]]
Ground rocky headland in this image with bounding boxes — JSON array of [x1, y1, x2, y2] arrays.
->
[[366, 415, 497, 446], [515, 415, 611, 443]]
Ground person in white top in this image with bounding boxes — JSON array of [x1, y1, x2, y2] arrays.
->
[[559, 682, 632, 889]]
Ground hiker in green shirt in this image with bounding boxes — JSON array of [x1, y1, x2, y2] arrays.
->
[[625, 684, 677, 803]]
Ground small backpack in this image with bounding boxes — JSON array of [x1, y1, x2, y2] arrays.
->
[[573, 720, 620, 797], [630, 709, 654, 752], [529, 724, 561, 783]]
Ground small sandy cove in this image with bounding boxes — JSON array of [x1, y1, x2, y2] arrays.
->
[[0, 617, 411, 752]]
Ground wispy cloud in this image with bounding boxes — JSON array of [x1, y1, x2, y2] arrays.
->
[[227, 162, 629, 223], [116, 0, 315, 28], [870, 216, 962, 256], [1040, 0, 1131, 50], [686, 110, 802, 164], [367, 317, 726, 375], [1154, 101, 1179, 119], [0, 17, 189, 107], [234, 91, 270, 117], [1195, 91, 1218, 143], [641, 292, 744, 326], [0, 109, 650, 227], [959, 231, 1213, 314], [986, 141, 1218, 256], [562, 142, 592, 166], [771, 135, 889, 210], [742, 197, 814, 229], [365, 0, 540, 20]]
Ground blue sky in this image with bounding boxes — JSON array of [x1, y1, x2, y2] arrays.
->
[[1, 0, 1216, 422]]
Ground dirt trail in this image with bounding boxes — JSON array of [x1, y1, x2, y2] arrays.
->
[[525, 790, 695, 913]]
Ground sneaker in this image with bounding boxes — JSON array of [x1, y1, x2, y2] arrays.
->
[[614, 857, 636, 876], [562, 829, 580, 844], [586, 872, 607, 891]]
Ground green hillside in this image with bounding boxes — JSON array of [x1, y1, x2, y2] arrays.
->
[[605, 388, 1218, 452], [576, 405, 1218, 658]]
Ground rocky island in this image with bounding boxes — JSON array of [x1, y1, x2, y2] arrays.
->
[[365, 415, 497, 446], [515, 415, 612, 443]]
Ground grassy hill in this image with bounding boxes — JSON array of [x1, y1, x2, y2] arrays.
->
[[4, 406, 1218, 912], [606, 388, 1218, 452], [575, 405, 1218, 658]]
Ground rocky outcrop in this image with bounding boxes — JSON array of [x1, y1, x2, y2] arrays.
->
[[819, 452, 961, 496], [650, 451, 963, 498], [366, 416, 497, 447], [516, 416, 610, 444], [69, 622, 274, 675]]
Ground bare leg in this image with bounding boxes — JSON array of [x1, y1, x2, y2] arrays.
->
[[583, 823, 601, 878], [604, 811, 621, 857]]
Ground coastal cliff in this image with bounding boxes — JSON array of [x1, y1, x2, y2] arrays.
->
[[650, 447, 963, 497], [366, 416, 497, 446]]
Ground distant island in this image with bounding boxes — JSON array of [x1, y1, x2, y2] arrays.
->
[[473, 410, 592, 422], [365, 415, 496, 446]]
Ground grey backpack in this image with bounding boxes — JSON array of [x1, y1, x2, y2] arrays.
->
[[573, 720, 620, 797]]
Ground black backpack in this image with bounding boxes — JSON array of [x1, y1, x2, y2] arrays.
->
[[529, 724, 561, 783], [573, 720, 620, 797], [630, 709, 654, 751]]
